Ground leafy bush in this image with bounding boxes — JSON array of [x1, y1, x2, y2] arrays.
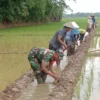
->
[[0, 0, 68, 23]]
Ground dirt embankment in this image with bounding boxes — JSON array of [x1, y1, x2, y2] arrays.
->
[[0, 30, 94, 100], [0, 70, 34, 100], [42, 31, 94, 100], [0, 22, 42, 28]]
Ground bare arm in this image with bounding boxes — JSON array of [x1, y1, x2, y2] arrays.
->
[[49, 63, 57, 75], [41, 60, 57, 79], [57, 35, 67, 49]]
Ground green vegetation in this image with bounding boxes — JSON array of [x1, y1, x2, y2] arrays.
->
[[63, 12, 100, 18], [73, 19, 100, 100], [0, 0, 69, 23], [0, 18, 88, 52], [0, 17, 90, 91], [73, 58, 94, 100], [0, 18, 87, 36]]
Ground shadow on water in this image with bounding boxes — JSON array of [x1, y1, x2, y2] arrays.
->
[[72, 32, 100, 100], [17, 51, 68, 100]]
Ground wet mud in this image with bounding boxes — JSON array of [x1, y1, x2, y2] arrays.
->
[[0, 70, 34, 100], [0, 30, 94, 100]]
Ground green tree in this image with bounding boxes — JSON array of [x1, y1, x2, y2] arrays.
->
[[0, 0, 71, 23]]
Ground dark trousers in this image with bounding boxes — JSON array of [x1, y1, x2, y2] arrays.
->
[[49, 44, 57, 51], [79, 34, 85, 41]]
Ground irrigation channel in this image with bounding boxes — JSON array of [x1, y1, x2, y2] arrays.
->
[[17, 32, 100, 100], [72, 33, 100, 100], [17, 51, 68, 100]]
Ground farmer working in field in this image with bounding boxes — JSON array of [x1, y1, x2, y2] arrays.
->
[[65, 29, 79, 56], [28, 47, 64, 84], [91, 15, 96, 29], [49, 22, 75, 51], [87, 16, 93, 33], [78, 29, 86, 43]]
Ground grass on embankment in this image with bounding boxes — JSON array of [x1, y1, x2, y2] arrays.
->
[[0, 18, 88, 91]]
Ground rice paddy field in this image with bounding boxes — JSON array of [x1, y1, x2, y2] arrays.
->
[[0, 17, 98, 91], [72, 17, 100, 100]]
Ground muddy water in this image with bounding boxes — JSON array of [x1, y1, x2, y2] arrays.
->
[[0, 36, 50, 91], [72, 36, 100, 100], [17, 51, 68, 100], [0, 54, 30, 91]]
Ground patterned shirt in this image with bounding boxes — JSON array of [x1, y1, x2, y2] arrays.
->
[[28, 47, 54, 63]]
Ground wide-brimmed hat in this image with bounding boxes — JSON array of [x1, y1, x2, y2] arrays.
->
[[56, 49, 64, 59], [64, 22, 79, 29], [91, 14, 95, 17], [71, 21, 79, 28], [88, 16, 92, 19]]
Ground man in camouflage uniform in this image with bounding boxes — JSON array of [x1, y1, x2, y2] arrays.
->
[[28, 47, 64, 84]]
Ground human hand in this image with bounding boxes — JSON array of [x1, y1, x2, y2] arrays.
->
[[52, 71, 58, 75], [53, 75, 60, 83], [64, 44, 68, 49], [62, 45, 67, 51], [53, 74, 60, 80]]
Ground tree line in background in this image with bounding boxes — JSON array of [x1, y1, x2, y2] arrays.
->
[[0, 0, 69, 23], [63, 12, 100, 18]]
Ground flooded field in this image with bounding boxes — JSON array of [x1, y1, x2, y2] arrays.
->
[[72, 34, 100, 100], [0, 18, 95, 100], [0, 36, 51, 52], [0, 54, 29, 91], [0, 36, 50, 91], [0, 35, 68, 100]]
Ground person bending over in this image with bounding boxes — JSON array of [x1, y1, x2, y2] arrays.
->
[[49, 22, 74, 51], [28, 47, 64, 84]]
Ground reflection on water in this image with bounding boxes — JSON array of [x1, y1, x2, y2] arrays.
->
[[89, 57, 100, 100], [72, 36, 100, 100], [72, 57, 100, 100], [17, 51, 68, 100], [17, 80, 54, 100]]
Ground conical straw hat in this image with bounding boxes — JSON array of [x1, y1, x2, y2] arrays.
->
[[64, 22, 76, 29], [71, 21, 79, 28]]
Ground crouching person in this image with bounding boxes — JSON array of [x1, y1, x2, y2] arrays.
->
[[65, 29, 78, 56], [78, 29, 86, 43], [28, 47, 64, 84]]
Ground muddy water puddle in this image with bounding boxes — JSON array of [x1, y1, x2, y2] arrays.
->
[[72, 36, 100, 100], [17, 51, 68, 100], [16, 78, 55, 100]]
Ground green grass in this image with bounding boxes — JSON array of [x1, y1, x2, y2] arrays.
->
[[0, 17, 92, 91], [72, 17, 100, 100], [0, 18, 87, 36], [73, 57, 94, 100]]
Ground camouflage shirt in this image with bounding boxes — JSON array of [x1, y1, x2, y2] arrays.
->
[[28, 47, 54, 63]]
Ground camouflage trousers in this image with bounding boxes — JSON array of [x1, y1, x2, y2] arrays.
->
[[28, 56, 47, 84]]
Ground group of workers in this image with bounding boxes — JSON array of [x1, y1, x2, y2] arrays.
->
[[28, 16, 96, 84], [87, 15, 96, 33]]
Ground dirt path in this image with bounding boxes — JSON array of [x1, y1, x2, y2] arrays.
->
[[0, 30, 94, 100]]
